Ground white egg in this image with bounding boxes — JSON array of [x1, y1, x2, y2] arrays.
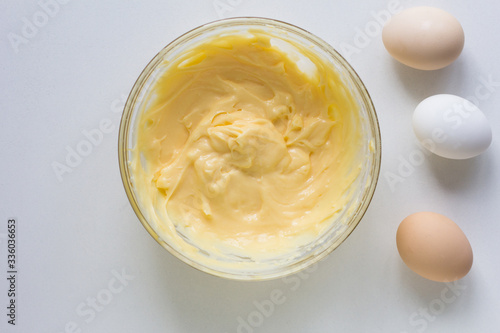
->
[[412, 94, 492, 159]]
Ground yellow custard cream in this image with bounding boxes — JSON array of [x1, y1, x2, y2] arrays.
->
[[131, 30, 364, 267]]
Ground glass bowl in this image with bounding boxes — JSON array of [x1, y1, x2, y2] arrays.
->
[[118, 17, 381, 280]]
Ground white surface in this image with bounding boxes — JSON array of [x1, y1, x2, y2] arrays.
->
[[1, 1, 499, 332]]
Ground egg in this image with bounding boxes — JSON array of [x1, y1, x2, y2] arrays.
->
[[382, 7, 464, 70], [412, 94, 492, 159], [396, 212, 473, 282]]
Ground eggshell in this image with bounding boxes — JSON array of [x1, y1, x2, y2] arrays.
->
[[382, 7, 464, 70], [413, 94, 492, 159], [396, 212, 473, 282]]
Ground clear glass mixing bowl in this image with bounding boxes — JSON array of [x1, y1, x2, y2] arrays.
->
[[118, 17, 381, 280]]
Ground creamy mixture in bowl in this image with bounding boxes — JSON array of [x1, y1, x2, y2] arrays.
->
[[119, 18, 381, 280]]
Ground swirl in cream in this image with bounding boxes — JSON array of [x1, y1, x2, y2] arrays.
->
[[131, 31, 364, 266]]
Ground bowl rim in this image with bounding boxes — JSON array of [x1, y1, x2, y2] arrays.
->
[[118, 16, 382, 281]]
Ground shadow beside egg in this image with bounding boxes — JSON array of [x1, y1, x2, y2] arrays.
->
[[391, 55, 469, 105], [426, 151, 493, 192], [398, 260, 445, 297], [397, 259, 474, 312]]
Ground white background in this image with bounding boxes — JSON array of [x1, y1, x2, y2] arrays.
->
[[1, 0, 499, 332]]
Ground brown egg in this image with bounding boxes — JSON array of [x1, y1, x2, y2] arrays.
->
[[382, 7, 465, 70], [396, 212, 473, 282]]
